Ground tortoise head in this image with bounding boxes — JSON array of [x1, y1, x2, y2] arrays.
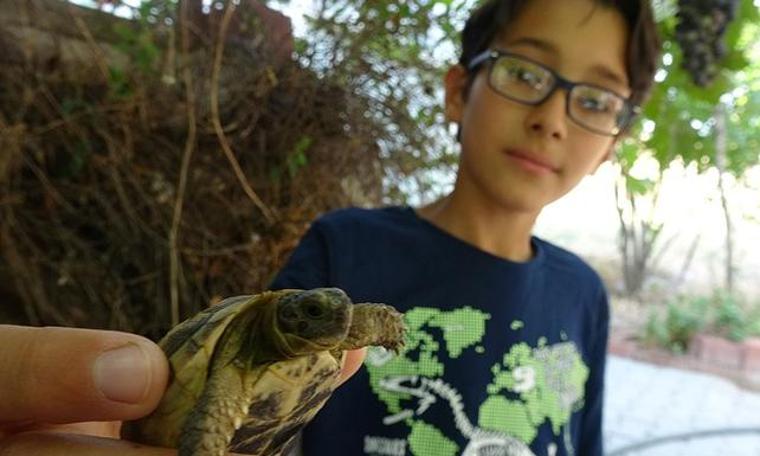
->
[[274, 288, 352, 356]]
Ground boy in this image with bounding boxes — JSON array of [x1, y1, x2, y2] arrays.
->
[[271, 0, 661, 455]]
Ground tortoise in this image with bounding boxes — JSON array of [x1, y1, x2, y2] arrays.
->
[[122, 287, 405, 456]]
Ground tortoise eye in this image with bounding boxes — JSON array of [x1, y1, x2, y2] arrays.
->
[[306, 304, 324, 318]]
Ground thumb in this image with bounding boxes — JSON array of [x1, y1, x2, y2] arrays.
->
[[336, 348, 366, 386], [0, 325, 168, 425]]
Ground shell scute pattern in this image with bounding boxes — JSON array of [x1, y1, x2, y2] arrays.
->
[[123, 288, 405, 456]]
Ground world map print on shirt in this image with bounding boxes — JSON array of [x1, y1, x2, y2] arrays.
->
[[362, 306, 590, 456]]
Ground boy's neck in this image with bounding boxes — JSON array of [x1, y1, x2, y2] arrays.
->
[[416, 192, 539, 262]]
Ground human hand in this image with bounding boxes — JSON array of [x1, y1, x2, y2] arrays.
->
[[338, 348, 367, 386], [0, 325, 366, 455], [0, 324, 173, 454]]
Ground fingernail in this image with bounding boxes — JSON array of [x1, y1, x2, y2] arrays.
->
[[93, 343, 151, 403]]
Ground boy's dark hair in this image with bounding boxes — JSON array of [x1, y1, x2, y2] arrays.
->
[[460, 0, 662, 108]]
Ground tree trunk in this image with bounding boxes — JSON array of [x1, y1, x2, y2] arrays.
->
[[615, 176, 654, 297], [714, 103, 734, 292]]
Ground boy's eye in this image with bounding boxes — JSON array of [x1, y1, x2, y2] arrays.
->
[[511, 67, 546, 89], [574, 89, 619, 114], [492, 58, 550, 92], [578, 96, 609, 112]]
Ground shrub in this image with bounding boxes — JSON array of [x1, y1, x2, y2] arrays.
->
[[642, 291, 760, 353], [643, 295, 709, 354]]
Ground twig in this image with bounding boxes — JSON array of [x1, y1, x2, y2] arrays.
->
[[675, 233, 701, 289], [169, 0, 199, 326], [181, 241, 259, 256], [210, 1, 276, 224], [68, 6, 111, 82], [1, 211, 69, 326], [21, 149, 75, 214]]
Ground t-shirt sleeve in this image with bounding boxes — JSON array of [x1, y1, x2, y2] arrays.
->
[[268, 221, 331, 290], [578, 284, 610, 456]]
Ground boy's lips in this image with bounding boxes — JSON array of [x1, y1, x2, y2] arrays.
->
[[503, 148, 560, 174]]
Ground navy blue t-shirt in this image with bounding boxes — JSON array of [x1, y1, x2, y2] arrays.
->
[[270, 206, 608, 456]]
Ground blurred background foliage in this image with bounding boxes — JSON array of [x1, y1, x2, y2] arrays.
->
[[1, 0, 759, 347]]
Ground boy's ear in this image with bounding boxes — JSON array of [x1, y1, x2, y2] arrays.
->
[[444, 65, 468, 123]]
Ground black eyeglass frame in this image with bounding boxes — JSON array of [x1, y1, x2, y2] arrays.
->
[[467, 49, 640, 136]]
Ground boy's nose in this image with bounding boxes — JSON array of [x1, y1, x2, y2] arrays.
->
[[524, 89, 568, 140]]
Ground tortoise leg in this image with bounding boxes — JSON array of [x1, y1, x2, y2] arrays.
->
[[178, 365, 260, 456], [338, 303, 405, 353]]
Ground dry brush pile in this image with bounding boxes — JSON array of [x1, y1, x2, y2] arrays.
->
[[0, 0, 383, 339]]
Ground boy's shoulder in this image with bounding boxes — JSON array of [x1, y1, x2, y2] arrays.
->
[[534, 237, 603, 285], [315, 205, 412, 229]]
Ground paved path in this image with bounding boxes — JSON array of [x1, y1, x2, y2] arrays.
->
[[604, 356, 760, 455]]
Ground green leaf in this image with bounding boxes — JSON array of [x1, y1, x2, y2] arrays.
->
[[625, 176, 655, 195], [287, 136, 312, 177], [722, 49, 751, 71]]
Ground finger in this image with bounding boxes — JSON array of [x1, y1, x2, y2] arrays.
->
[[0, 325, 169, 425], [336, 347, 366, 386], [0, 421, 120, 440], [54, 421, 121, 438], [0, 431, 248, 456], [0, 431, 173, 456], [28, 421, 121, 439]]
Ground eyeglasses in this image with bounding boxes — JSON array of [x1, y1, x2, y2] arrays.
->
[[467, 50, 639, 136]]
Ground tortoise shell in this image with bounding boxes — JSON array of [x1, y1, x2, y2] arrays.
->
[[122, 288, 405, 456]]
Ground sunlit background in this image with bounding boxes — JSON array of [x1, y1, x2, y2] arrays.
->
[[7, 0, 760, 454]]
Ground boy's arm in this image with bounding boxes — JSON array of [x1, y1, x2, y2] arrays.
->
[[578, 287, 610, 456], [269, 221, 332, 290]]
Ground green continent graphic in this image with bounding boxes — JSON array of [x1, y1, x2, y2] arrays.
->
[[427, 307, 489, 358], [479, 397, 536, 444], [363, 307, 587, 455], [364, 307, 489, 455], [482, 342, 589, 441], [408, 422, 458, 456]]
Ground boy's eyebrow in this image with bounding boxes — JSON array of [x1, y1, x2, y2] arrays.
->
[[505, 37, 628, 87]]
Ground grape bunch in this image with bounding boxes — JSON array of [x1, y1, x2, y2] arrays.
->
[[675, 0, 739, 86]]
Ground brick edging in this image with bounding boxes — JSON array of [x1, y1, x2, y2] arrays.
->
[[608, 330, 760, 392]]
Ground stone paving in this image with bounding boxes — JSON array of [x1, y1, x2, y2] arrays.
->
[[604, 356, 760, 455]]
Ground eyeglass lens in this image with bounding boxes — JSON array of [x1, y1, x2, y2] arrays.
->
[[489, 55, 627, 134]]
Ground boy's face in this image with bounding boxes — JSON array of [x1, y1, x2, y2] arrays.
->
[[447, 0, 630, 215]]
